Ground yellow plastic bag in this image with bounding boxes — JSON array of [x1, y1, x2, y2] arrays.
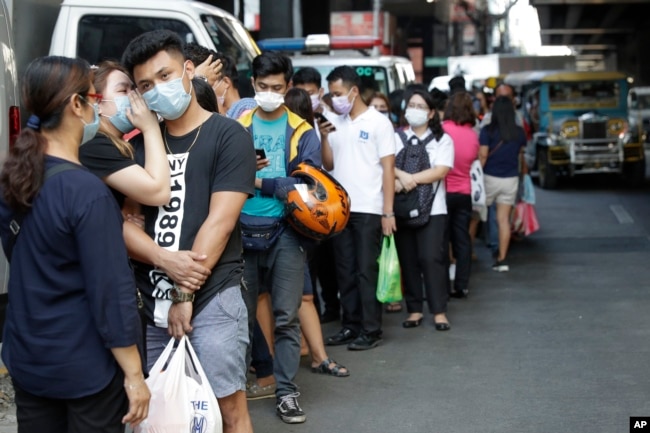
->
[[376, 235, 403, 303]]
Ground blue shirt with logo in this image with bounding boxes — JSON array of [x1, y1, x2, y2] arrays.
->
[[242, 112, 288, 217]]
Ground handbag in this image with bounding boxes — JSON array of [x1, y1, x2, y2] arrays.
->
[[240, 213, 286, 251], [135, 336, 222, 433], [376, 235, 403, 303], [393, 190, 420, 220]]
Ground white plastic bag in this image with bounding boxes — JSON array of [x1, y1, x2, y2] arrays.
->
[[135, 336, 222, 433]]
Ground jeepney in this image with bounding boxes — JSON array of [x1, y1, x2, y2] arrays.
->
[[505, 71, 645, 188]]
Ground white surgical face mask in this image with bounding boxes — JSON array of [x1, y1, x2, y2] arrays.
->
[[255, 91, 284, 112], [404, 108, 430, 127], [310, 94, 320, 111], [102, 95, 134, 133], [331, 89, 354, 115], [142, 62, 192, 120]]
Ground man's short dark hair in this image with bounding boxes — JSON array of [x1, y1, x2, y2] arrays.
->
[[216, 54, 239, 87], [183, 42, 216, 66], [326, 66, 362, 91], [252, 52, 293, 83], [448, 75, 466, 96], [292, 67, 321, 88], [122, 30, 184, 76]]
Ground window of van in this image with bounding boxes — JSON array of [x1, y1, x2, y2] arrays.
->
[[200, 14, 256, 97], [77, 16, 196, 65], [296, 65, 390, 95]]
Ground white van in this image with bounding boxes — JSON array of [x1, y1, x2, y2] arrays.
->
[[0, 0, 19, 324], [49, 0, 260, 95], [257, 35, 416, 96], [291, 54, 416, 96]]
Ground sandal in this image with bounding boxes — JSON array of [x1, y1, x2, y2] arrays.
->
[[384, 302, 403, 313], [311, 358, 350, 377]]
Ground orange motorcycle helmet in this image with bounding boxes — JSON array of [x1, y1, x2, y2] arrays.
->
[[285, 163, 351, 240]]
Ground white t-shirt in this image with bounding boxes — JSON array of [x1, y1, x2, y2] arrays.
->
[[327, 107, 396, 215], [394, 127, 454, 216]]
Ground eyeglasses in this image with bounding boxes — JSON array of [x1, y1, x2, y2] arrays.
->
[[86, 93, 103, 104]]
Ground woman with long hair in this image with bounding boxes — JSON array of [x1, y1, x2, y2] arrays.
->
[[393, 86, 454, 331], [284, 87, 350, 376], [443, 91, 479, 298], [0, 56, 149, 432], [79, 60, 169, 208], [479, 95, 527, 272]]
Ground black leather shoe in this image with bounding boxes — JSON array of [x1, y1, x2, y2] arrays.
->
[[450, 290, 468, 299], [325, 328, 357, 346], [402, 318, 423, 328], [347, 333, 383, 350], [434, 322, 451, 331]]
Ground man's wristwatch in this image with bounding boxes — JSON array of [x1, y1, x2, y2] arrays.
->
[[170, 286, 195, 304]]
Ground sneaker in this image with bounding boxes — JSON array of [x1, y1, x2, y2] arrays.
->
[[347, 333, 383, 351], [246, 380, 276, 400], [449, 263, 456, 281], [276, 392, 306, 424], [492, 260, 509, 272]]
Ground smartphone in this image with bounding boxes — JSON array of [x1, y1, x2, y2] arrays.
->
[[314, 112, 327, 123], [255, 148, 267, 159], [314, 112, 336, 131]]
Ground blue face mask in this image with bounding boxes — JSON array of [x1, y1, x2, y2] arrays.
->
[[104, 95, 134, 133], [80, 98, 100, 146], [142, 63, 192, 120]]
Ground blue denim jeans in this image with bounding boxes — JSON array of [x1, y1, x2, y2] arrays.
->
[[242, 228, 305, 398]]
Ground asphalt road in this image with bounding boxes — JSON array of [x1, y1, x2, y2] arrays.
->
[[2, 165, 650, 433], [246, 170, 650, 433]]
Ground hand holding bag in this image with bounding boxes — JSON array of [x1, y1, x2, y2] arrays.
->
[[135, 336, 222, 433], [376, 235, 403, 303]]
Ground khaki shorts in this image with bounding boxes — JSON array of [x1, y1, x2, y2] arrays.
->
[[485, 175, 519, 206]]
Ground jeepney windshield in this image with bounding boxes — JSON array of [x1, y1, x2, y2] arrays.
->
[[548, 81, 620, 109]]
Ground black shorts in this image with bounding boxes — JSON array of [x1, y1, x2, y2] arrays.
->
[[14, 369, 128, 433]]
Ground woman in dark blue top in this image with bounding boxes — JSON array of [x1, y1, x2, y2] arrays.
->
[[479, 96, 528, 272], [0, 56, 149, 432]]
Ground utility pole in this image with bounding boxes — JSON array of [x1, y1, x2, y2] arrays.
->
[[372, 0, 381, 56]]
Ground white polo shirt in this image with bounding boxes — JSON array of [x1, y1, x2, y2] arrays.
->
[[327, 107, 396, 215], [395, 127, 454, 216]]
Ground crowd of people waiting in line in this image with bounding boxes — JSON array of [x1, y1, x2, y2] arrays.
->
[[0, 29, 529, 433]]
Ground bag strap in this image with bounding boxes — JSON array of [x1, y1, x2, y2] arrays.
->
[[7, 162, 80, 261], [487, 140, 504, 158]]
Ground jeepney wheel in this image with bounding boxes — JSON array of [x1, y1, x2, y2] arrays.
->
[[622, 159, 646, 187], [537, 148, 558, 189]]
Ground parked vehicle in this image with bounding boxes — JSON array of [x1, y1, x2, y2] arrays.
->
[[50, 0, 259, 96], [506, 70, 645, 188], [0, 0, 20, 332], [628, 87, 650, 143], [257, 35, 416, 96], [7, 0, 259, 104]]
